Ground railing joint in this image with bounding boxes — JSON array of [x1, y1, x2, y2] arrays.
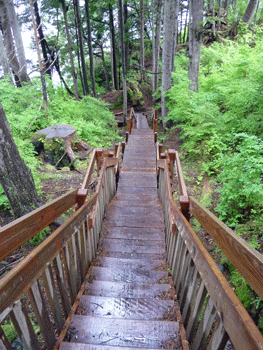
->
[[75, 189, 88, 211]]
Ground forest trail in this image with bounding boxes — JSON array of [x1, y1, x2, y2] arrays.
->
[[59, 113, 185, 349]]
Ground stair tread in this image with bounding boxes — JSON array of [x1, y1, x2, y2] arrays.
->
[[78, 295, 175, 320], [60, 343, 162, 350], [84, 280, 174, 299], [100, 226, 164, 241], [91, 266, 168, 284], [99, 238, 165, 255], [94, 257, 167, 270], [65, 315, 181, 348]]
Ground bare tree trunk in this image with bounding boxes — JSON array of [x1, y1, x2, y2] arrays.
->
[[0, 0, 26, 86], [109, 3, 118, 90], [0, 30, 10, 76], [140, 0, 145, 81], [0, 101, 39, 218], [61, 0, 79, 100], [224, 0, 230, 17], [172, 1, 179, 72], [243, 0, 259, 25], [6, 0, 30, 82], [124, 1, 129, 71], [218, 0, 222, 29], [29, 0, 48, 109], [119, 0, 127, 124], [188, 0, 203, 92], [100, 43, 110, 91], [73, 0, 89, 95], [161, 0, 179, 128], [153, 0, 163, 93], [85, 0, 96, 97], [152, 0, 156, 92], [183, 3, 188, 43]]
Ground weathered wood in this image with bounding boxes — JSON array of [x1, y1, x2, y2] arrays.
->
[[0, 194, 97, 315], [10, 299, 41, 350], [175, 151, 188, 197], [79, 295, 175, 320], [0, 189, 78, 261], [207, 317, 229, 350], [0, 326, 13, 350], [60, 343, 162, 350], [190, 196, 263, 300], [84, 280, 173, 299], [28, 281, 56, 349], [67, 315, 180, 348]]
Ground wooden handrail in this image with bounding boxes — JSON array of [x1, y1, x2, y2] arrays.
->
[[190, 196, 263, 301], [81, 148, 97, 189], [0, 193, 98, 317], [0, 189, 78, 262], [157, 159, 263, 349]]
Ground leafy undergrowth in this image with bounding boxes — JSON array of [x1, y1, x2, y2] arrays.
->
[[164, 26, 263, 332]]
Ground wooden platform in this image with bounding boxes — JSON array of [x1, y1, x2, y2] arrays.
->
[[60, 114, 184, 349]]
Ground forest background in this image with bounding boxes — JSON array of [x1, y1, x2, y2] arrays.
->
[[0, 0, 263, 338]]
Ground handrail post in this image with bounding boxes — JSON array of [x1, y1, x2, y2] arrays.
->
[[114, 143, 119, 157], [75, 189, 88, 211], [168, 149, 176, 183], [96, 148, 103, 175], [127, 119, 132, 134], [126, 131, 129, 143], [122, 141, 126, 154], [179, 196, 190, 221]]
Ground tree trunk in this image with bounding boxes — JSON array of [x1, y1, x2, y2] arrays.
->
[[188, 0, 203, 92], [61, 0, 79, 100], [32, 0, 52, 78], [0, 101, 39, 218], [0, 30, 11, 76], [124, 1, 129, 71], [152, 0, 155, 92], [171, 1, 179, 72], [6, 0, 30, 83], [161, 0, 179, 128], [73, 0, 89, 95], [224, 0, 230, 17], [0, 0, 26, 86], [85, 0, 96, 97], [218, 0, 222, 28], [140, 0, 145, 81], [109, 3, 118, 90], [153, 0, 163, 93], [119, 0, 127, 124], [183, 3, 188, 43], [29, 0, 48, 110], [242, 0, 259, 25], [100, 44, 110, 91]]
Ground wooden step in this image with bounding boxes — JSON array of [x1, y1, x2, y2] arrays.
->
[[104, 206, 164, 220], [117, 186, 157, 196], [104, 214, 163, 229], [78, 295, 175, 320], [110, 197, 160, 208], [91, 266, 168, 284], [64, 316, 181, 348], [100, 226, 164, 241], [60, 343, 162, 350], [84, 281, 174, 300], [99, 238, 165, 255], [94, 257, 166, 270]]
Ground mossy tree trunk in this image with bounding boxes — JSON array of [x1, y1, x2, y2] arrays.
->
[[0, 101, 39, 218]]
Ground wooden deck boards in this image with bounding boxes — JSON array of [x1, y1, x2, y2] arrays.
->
[[60, 114, 183, 349]]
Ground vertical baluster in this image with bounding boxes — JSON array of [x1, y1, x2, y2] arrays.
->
[[28, 281, 56, 349], [179, 258, 195, 310], [182, 269, 199, 324], [74, 228, 85, 283], [176, 248, 190, 295], [186, 281, 207, 342], [174, 237, 187, 286], [191, 296, 216, 349], [171, 232, 183, 280], [63, 244, 77, 302], [79, 221, 88, 274], [53, 253, 71, 317], [10, 299, 41, 350], [42, 266, 65, 332], [207, 316, 229, 350], [0, 326, 13, 350]]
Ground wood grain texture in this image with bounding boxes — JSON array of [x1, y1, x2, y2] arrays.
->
[[190, 196, 263, 300], [0, 189, 78, 261]]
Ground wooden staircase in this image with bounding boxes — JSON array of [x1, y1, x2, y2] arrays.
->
[[59, 114, 185, 349]]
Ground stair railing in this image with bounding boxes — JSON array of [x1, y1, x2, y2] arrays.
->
[[126, 107, 137, 142], [0, 152, 118, 350], [157, 156, 263, 350]]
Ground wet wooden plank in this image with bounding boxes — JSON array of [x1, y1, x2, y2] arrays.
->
[[118, 173, 157, 188], [91, 266, 167, 283], [111, 194, 160, 205], [104, 213, 164, 228], [98, 251, 166, 260], [105, 205, 163, 218], [60, 343, 162, 350], [84, 280, 174, 299], [100, 238, 166, 254], [79, 295, 175, 320], [68, 315, 181, 348], [100, 226, 164, 241], [94, 257, 166, 270], [117, 186, 157, 195]]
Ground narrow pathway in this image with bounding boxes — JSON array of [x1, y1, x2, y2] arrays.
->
[[60, 114, 183, 349]]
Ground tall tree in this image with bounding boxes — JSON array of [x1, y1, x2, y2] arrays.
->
[[60, 0, 80, 100], [0, 30, 10, 76], [161, 0, 179, 128], [109, 2, 118, 90], [85, 0, 96, 97], [0, 101, 40, 218], [188, 0, 203, 92], [243, 0, 259, 25], [0, 0, 30, 85], [140, 0, 145, 80], [73, 0, 89, 95], [119, 0, 127, 124]]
